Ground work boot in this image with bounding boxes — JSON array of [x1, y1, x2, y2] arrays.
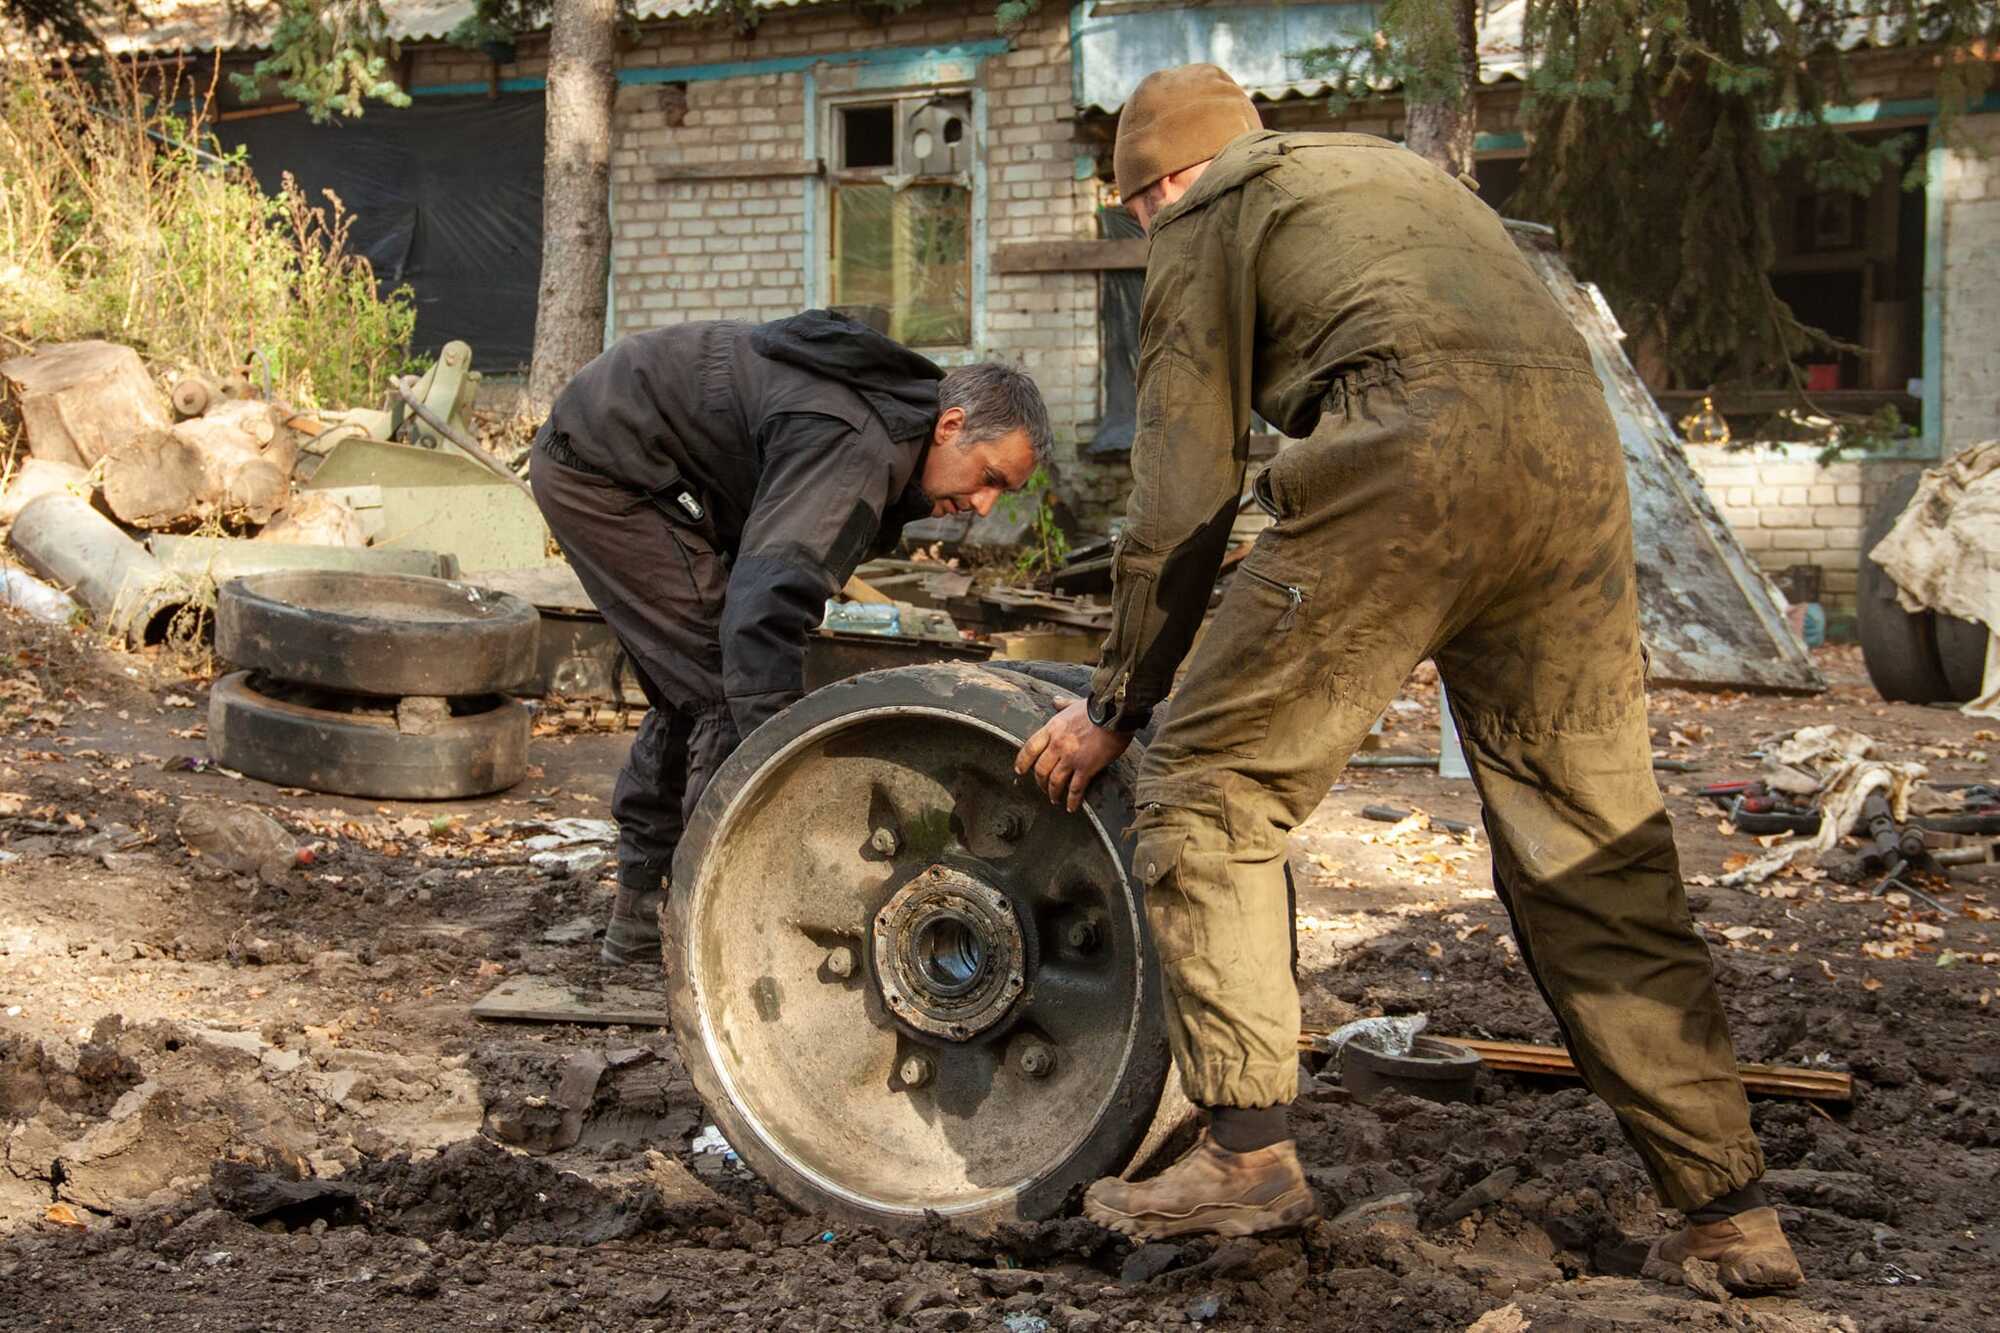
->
[[1643, 1206, 1805, 1295], [601, 880, 664, 965], [1082, 1132, 1318, 1240]]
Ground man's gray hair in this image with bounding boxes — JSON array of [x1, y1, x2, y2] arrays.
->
[[939, 362, 1054, 467]]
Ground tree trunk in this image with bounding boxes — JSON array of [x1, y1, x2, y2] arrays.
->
[[1402, 0, 1479, 179], [526, 0, 618, 411]]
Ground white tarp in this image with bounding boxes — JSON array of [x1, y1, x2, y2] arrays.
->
[[1873, 440, 2000, 717]]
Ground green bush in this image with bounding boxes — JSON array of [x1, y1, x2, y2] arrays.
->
[[0, 59, 416, 409]]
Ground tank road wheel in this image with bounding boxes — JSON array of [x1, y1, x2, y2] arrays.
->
[[667, 663, 1180, 1232]]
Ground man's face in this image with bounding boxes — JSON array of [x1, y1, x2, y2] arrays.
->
[[920, 407, 1038, 517]]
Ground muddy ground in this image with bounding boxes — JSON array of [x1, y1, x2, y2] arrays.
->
[[0, 608, 1994, 1332]]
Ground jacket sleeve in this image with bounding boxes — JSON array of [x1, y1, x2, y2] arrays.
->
[[721, 414, 898, 736], [1086, 198, 1256, 731]]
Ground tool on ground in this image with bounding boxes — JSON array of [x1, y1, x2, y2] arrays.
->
[[1298, 1031, 1855, 1105], [1359, 804, 1476, 836]]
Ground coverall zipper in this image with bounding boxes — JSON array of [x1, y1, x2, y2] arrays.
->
[[1240, 567, 1305, 628]]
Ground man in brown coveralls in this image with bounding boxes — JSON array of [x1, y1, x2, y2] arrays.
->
[[1015, 65, 1804, 1293]]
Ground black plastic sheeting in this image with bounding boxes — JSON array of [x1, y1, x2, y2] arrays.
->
[[1088, 205, 1143, 457], [218, 94, 545, 371]]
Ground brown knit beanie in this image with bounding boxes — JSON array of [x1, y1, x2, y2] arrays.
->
[[1114, 64, 1262, 202]]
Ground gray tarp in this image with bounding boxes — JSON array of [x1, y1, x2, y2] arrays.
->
[[1872, 439, 2000, 715]]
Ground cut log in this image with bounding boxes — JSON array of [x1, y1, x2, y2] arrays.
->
[[101, 399, 299, 530], [255, 491, 365, 547], [0, 340, 171, 468]]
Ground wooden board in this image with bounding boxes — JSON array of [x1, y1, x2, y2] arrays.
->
[[472, 975, 670, 1028], [992, 238, 1149, 274], [1300, 1029, 1853, 1104], [656, 157, 823, 182]]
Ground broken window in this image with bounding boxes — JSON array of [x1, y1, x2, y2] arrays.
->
[[828, 96, 973, 347]]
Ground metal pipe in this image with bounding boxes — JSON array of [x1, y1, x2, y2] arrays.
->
[[392, 381, 536, 502], [10, 495, 197, 645]]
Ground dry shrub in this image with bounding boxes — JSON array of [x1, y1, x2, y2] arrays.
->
[[0, 57, 416, 409]]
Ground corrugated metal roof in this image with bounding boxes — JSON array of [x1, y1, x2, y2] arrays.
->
[[1075, 0, 1922, 114], [98, 0, 829, 57]]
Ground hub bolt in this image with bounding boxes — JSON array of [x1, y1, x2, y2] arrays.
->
[[997, 812, 1025, 842], [870, 827, 900, 856], [898, 1055, 934, 1089], [1016, 1040, 1055, 1079], [824, 946, 856, 979], [1065, 918, 1100, 952]]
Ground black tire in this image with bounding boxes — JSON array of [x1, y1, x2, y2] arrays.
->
[[209, 671, 530, 799], [1936, 613, 1991, 704], [217, 571, 539, 698], [1857, 472, 1953, 705]]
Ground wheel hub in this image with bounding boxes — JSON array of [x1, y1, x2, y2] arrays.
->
[[872, 865, 1028, 1041]]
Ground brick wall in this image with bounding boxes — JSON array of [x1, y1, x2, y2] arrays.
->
[[1685, 444, 1924, 623], [1940, 110, 2000, 451]]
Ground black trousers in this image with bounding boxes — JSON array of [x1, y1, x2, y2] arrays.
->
[[530, 444, 741, 891]]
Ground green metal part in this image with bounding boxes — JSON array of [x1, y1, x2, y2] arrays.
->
[[304, 436, 549, 573]]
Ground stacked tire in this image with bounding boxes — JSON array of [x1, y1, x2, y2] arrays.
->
[[1858, 473, 1989, 705], [212, 571, 539, 799]]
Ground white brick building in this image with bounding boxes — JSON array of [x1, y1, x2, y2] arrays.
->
[[124, 1, 2000, 625]]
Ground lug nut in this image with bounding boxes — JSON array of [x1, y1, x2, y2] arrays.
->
[[997, 812, 1025, 842], [1065, 918, 1100, 952], [824, 946, 856, 979], [899, 1055, 934, 1089], [1016, 1040, 1055, 1079], [870, 827, 900, 856]]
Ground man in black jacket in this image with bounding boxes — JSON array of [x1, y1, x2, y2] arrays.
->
[[532, 310, 1053, 963]]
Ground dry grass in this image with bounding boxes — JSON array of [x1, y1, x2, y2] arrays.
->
[[0, 57, 416, 410]]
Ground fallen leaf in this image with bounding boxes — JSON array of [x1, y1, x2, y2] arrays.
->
[[43, 1203, 85, 1231], [162, 694, 196, 709], [1861, 976, 1884, 992]]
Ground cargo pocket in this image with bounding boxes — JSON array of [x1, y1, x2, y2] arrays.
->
[[1134, 818, 1199, 965]]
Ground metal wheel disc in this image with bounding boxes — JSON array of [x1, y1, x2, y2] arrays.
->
[[666, 664, 1172, 1231]]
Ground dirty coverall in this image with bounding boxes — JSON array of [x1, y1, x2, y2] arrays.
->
[[530, 313, 941, 898], [1086, 131, 1764, 1211]]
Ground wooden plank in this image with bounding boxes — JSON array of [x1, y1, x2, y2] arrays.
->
[[1299, 1030, 1853, 1103], [993, 238, 1150, 274], [472, 975, 670, 1028], [656, 157, 823, 182], [841, 574, 893, 605]]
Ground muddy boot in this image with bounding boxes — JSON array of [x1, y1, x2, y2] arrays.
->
[[1643, 1206, 1805, 1295], [1082, 1131, 1318, 1240], [601, 879, 664, 965]]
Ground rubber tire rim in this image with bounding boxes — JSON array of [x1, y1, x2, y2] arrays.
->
[[666, 663, 1173, 1233], [208, 670, 530, 800], [217, 571, 539, 698]]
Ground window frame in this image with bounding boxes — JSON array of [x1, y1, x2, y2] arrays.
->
[[818, 86, 978, 352]]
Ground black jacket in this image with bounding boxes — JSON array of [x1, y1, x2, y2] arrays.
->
[[547, 310, 942, 732]]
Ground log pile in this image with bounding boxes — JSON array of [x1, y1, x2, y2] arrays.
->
[[2, 340, 351, 543]]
